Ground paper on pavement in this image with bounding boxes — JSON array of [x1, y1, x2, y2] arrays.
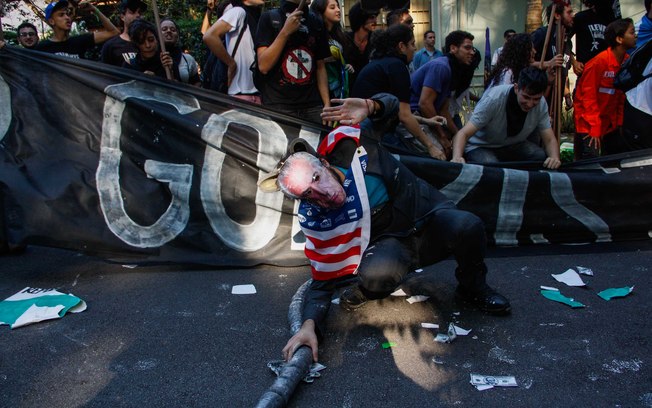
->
[[552, 269, 586, 287], [0, 287, 87, 329], [231, 284, 257, 294]]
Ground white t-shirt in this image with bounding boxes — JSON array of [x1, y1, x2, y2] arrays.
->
[[626, 59, 652, 116], [219, 6, 258, 95]]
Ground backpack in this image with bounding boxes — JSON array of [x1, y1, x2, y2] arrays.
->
[[613, 39, 652, 92], [250, 8, 283, 92], [201, 10, 249, 93]]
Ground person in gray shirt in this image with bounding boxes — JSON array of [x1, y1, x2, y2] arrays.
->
[[451, 66, 561, 169]]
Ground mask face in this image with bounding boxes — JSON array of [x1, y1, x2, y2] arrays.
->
[[282, 157, 346, 209]]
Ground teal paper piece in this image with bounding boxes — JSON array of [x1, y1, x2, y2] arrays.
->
[[0, 294, 83, 328], [597, 286, 634, 301], [540, 290, 585, 308]]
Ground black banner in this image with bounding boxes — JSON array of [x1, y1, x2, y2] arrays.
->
[[1, 47, 651, 267]]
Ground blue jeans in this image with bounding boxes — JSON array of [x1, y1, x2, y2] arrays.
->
[[466, 141, 546, 164], [357, 208, 488, 299]]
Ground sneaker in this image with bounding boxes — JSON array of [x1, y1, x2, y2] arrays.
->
[[339, 286, 368, 311], [455, 284, 511, 315]]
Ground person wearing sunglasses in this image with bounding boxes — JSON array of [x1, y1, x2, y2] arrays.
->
[[16, 22, 40, 49]]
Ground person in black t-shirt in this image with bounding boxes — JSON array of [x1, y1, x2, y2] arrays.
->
[[254, 0, 331, 124], [101, 0, 147, 66], [353, 25, 447, 160], [342, 2, 377, 91], [124, 20, 174, 80], [36, 0, 119, 59]]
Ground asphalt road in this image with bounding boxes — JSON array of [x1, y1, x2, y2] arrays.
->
[[1, 241, 651, 407]]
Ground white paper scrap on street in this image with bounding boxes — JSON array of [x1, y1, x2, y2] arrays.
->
[[231, 284, 257, 295], [470, 373, 518, 390], [540, 286, 559, 291], [552, 269, 586, 287], [434, 322, 458, 343], [576, 266, 594, 276], [421, 322, 439, 329], [453, 325, 472, 335], [390, 288, 407, 297], [406, 295, 429, 304]]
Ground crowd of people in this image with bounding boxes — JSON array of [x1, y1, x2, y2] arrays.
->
[[2, 0, 650, 162], [2, 0, 651, 365]]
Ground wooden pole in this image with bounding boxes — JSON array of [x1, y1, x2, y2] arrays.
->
[[538, 9, 556, 69], [150, 0, 173, 80], [553, 20, 564, 141]]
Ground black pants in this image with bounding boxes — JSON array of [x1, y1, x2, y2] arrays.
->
[[357, 208, 488, 299]]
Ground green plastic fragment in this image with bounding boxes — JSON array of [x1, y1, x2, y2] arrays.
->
[[597, 286, 634, 301], [382, 342, 397, 349], [540, 289, 585, 308]]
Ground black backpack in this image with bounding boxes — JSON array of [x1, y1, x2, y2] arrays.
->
[[613, 38, 652, 92], [201, 8, 250, 93]]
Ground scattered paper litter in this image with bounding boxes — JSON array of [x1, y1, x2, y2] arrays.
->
[[390, 288, 407, 297], [576, 266, 594, 276], [421, 322, 439, 329], [121, 264, 137, 269], [435, 323, 458, 343], [0, 287, 87, 329], [453, 325, 472, 336], [540, 289, 585, 308], [540, 286, 559, 291], [414, 268, 423, 273], [231, 284, 257, 295], [406, 295, 429, 304], [597, 286, 634, 301], [331, 297, 340, 304], [470, 373, 518, 391], [552, 269, 586, 287]]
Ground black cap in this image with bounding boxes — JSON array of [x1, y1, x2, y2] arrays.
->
[[120, 0, 147, 13]]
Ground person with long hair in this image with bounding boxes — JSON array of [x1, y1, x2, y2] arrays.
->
[[160, 18, 201, 86], [125, 19, 173, 79], [203, 0, 264, 102], [352, 24, 447, 160], [311, 0, 353, 99], [486, 33, 535, 89]]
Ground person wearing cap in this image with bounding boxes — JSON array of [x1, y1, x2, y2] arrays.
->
[[101, 0, 146, 66], [260, 94, 511, 363], [35, 0, 119, 59], [16, 22, 40, 49]]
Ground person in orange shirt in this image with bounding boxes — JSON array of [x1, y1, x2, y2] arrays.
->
[[573, 18, 638, 159]]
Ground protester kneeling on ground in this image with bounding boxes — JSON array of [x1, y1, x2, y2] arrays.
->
[[451, 66, 561, 169], [258, 94, 511, 363]]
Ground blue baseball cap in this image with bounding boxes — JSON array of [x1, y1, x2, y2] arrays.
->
[[45, 0, 70, 20]]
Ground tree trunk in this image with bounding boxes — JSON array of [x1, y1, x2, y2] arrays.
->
[[525, 0, 543, 34]]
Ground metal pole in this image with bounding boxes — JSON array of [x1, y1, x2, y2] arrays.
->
[[256, 280, 313, 408]]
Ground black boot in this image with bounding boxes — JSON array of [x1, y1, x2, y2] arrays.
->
[[455, 283, 511, 315], [455, 264, 511, 315]]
